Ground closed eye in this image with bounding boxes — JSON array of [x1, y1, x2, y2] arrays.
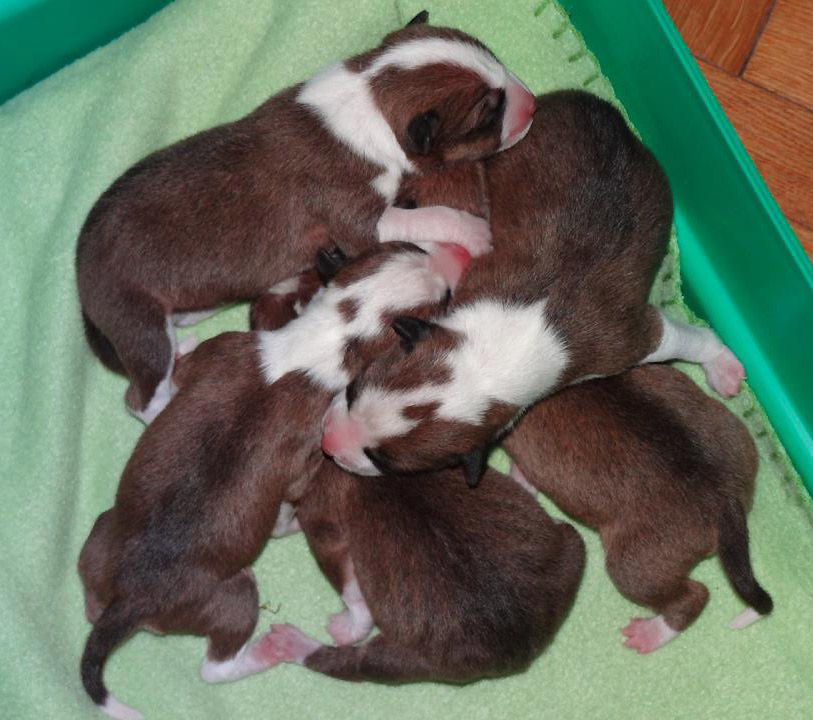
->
[[345, 377, 360, 408], [478, 90, 505, 130]]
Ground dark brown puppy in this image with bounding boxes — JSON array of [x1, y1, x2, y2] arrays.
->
[[77, 241, 467, 720], [502, 364, 772, 653], [322, 90, 746, 483], [253, 461, 585, 683], [76, 12, 536, 423]]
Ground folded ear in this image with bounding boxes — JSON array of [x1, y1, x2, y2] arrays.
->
[[405, 110, 439, 155], [406, 10, 429, 26], [315, 245, 348, 285], [460, 446, 489, 488], [391, 316, 434, 352]]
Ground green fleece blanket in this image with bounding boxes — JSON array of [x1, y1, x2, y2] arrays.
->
[[1, 1, 812, 718]]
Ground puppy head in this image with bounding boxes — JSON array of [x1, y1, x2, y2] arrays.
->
[[361, 19, 536, 167], [320, 314, 515, 485]]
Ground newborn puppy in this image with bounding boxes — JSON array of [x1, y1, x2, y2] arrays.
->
[[321, 90, 744, 483], [502, 364, 772, 653], [76, 10, 536, 423], [255, 461, 585, 683], [77, 241, 469, 720]]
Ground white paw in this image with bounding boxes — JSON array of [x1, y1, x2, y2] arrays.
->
[[445, 209, 492, 257], [326, 610, 364, 646], [703, 347, 745, 397]]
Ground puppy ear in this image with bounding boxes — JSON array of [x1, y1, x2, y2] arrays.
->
[[391, 316, 433, 352], [315, 245, 348, 285], [460, 446, 488, 488], [406, 111, 439, 155], [406, 10, 429, 26]]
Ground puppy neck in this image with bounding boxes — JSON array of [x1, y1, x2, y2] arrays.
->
[[297, 62, 415, 202], [257, 288, 349, 391]]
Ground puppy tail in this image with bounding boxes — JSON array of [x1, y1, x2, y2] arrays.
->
[[717, 497, 773, 616], [81, 599, 144, 720], [82, 311, 125, 375]]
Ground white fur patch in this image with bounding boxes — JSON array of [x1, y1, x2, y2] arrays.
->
[[298, 37, 513, 200], [642, 310, 724, 365], [349, 299, 568, 446], [297, 63, 414, 202], [131, 316, 178, 425], [365, 37, 507, 87], [268, 276, 302, 296], [199, 638, 271, 684], [257, 249, 449, 390], [101, 696, 143, 720], [729, 607, 763, 630]]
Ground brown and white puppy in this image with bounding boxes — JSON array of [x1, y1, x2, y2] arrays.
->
[[320, 90, 745, 483], [502, 364, 772, 653], [77, 241, 469, 720], [76, 11, 535, 424], [252, 460, 585, 683]]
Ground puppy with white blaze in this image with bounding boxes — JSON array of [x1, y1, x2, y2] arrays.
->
[[75, 9, 536, 423], [321, 90, 746, 484], [77, 241, 469, 720]]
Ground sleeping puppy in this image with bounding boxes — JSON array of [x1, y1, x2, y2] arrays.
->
[[77, 241, 469, 720], [75, 10, 536, 423], [253, 460, 585, 683], [503, 364, 772, 653], [320, 90, 745, 484]]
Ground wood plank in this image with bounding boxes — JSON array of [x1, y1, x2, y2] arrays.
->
[[744, 0, 813, 108], [699, 60, 813, 230], [663, 0, 773, 74], [790, 221, 813, 265]]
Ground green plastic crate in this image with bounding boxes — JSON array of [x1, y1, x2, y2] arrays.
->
[[3, 0, 811, 492]]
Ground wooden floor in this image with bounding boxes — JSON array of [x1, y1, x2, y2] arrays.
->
[[663, 0, 813, 264]]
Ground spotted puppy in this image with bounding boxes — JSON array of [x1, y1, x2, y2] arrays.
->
[[76, 11, 535, 423], [503, 364, 772, 653], [77, 241, 469, 720], [321, 90, 745, 484], [253, 460, 585, 683]]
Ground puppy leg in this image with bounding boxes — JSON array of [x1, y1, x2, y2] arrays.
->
[[605, 528, 709, 653], [78, 510, 115, 624], [254, 626, 440, 682], [325, 558, 373, 646], [91, 285, 178, 422], [376, 206, 491, 257], [197, 570, 268, 683], [639, 306, 744, 397]]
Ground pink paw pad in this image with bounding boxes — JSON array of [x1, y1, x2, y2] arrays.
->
[[703, 347, 745, 397], [256, 624, 320, 666], [621, 616, 678, 654]]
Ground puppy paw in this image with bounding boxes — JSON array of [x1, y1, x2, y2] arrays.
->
[[448, 210, 492, 257], [326, 610, 366, 646], [256, 624, 321, 666], [621, 616, 678, 654], [703, 347, 745, 397]]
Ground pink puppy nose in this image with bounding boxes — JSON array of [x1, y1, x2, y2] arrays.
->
[[321, 417, 365, 458], [429, 243, 471, 291]]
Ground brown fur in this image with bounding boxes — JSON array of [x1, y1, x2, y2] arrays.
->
[[76, 21, 516, 413], [292, 463, 585, 682], [502, 364, 772, 634], [344, 90, 675, 475], [77, 243, 451, 707]]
